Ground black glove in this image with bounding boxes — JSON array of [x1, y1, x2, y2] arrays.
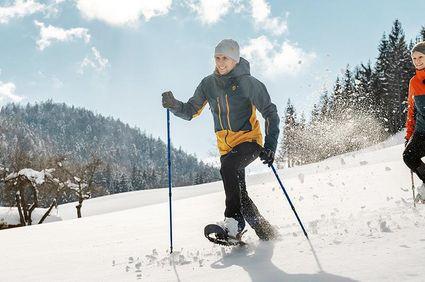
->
[[260, 148, 274, 167], [162, 91, 178, 109]]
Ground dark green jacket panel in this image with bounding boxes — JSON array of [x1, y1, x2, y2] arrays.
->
[[171, 79, 207, 121], [238, 76, 280, 152]]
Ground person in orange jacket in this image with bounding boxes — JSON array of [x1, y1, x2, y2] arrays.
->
[[403, 41, 425, 203]]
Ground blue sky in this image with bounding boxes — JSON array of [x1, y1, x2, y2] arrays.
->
[[0, 0, 424, 159]]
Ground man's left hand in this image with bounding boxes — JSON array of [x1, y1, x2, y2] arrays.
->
[[260, 148, 274, 166]]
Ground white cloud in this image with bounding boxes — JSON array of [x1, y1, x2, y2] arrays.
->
[[79, 47, 109, 74], [250, 0, 287, 36], [0, 0, 44, 24], [0, 0, 65, 24], [34, 20, 91, 50], [241, 35, 316, 78], [76, 0, 172, 27], [44, 0, 66, 18], [185, 0, 233, 25], [0, 81, 24, 103]]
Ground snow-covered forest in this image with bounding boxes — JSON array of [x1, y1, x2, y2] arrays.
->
[[0, 101, 220, 211]]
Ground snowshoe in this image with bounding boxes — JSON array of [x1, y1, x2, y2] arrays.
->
[[204, 224, 247, 246]]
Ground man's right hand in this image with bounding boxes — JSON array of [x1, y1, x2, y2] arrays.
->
[[162, 91, 177, 109]]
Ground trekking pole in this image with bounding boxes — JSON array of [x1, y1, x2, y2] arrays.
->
[[411, 170, 416, 208], [271, 164, 324, 271], [271, 164, 309, 239], [167, 109, 174, 254]]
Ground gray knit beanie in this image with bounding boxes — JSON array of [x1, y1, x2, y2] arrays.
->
[[412, 41, 425, 55], [215, 39, 240, 63]]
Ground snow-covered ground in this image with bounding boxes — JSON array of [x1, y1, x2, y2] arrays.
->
[[1, 133, 424, 281]]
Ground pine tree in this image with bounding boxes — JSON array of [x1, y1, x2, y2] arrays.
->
[[353, 61, 374, 115], [420, 26, 425, 41], [386, 20, 415, 133], [374, 33, 391, 127], [330, 77, 343, 118], [319, 91, 331, 120], [276, 99, 297, 167], [373, 21, 414, 133]]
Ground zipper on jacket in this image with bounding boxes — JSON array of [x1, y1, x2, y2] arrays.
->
[[225, 94, 232, 131], [216, 97, 224, 130]]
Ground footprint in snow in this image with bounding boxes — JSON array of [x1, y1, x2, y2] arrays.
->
[[298, 173, 305, 183], [379, 221, 392, 233], [400, 245, 410, 248], [360, 161, 368, 166], [340, 158, 346, 165], [385, 166, 392, 171], [327, 182, 334, 187]]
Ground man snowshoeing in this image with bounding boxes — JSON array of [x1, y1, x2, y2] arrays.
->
[[162, 39, 280, 241], [404, 41, 425, 203]]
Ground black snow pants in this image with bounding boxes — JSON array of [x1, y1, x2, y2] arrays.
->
[[403, 131, 425, 182], [220, 142, 268, 230]]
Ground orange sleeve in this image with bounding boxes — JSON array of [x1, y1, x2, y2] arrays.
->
[[406, 81, 415, 140]]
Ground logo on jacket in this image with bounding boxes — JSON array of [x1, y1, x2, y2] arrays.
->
[[232, 85, 237, 91]]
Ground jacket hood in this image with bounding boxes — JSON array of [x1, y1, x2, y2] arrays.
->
[[228, 57, 251, 78], [214, 57, 250, 78], [214, 57, 250, 88]]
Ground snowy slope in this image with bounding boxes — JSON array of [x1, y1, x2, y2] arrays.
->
[[0, 137, 425, 281]]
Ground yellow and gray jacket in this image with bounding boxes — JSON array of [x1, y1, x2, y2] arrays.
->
[[171, 57, 280, 156]]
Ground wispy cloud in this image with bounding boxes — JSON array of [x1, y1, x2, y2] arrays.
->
[[44, 0, 66, 18], [37, 70, 64, 89], [34, 20, 91, 50], [0, 81, 24, 103], [185, 0, 234, 25], [79, 47, 109, 74], [0, 0, 44, 24], [0, 0, 65, 24], [250, 0, 287, 36], [241, 35, 316, 79], [76, 0, 172, 27]]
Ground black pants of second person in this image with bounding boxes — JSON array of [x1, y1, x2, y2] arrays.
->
[[403, 132, 425, 182], [220, 142, 269, 231]]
